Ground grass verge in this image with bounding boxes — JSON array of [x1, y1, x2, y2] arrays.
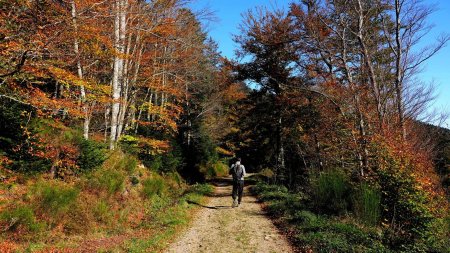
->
[[251, 182, 388, 253], [0, 150, 214, 252]]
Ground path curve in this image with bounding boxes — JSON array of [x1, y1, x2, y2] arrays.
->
[[165, 177, 294, 253]]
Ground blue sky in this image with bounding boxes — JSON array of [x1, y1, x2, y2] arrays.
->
[[189, 0, 450, 128]]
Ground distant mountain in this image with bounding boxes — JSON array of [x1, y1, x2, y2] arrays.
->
[[420, 122, 450, 196]]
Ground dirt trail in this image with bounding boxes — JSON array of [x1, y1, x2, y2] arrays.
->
[[165, 176, 294, 253]]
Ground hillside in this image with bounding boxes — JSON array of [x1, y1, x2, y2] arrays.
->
[[421, 122, 450, 196]]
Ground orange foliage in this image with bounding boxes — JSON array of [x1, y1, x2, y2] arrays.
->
[[222, 83, 247, 101], [373, 130, 447, 213], [0, 241, 19, 253]]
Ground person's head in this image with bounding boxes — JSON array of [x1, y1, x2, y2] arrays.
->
[[236, 158, 241, 165]]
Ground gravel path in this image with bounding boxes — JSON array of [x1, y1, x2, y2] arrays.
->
[[165, 177, 294, 253]]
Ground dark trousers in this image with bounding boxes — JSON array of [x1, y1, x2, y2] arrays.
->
[[232, 180, 244, 203]]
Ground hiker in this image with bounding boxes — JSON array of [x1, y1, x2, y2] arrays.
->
[[229, 158, 246, 207]]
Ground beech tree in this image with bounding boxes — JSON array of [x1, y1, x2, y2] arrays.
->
[[234, 7, 299, 181], [0, 0, 230, 174]]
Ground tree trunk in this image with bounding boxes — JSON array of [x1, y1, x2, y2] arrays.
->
[[71, 0, 90, 139], [356, 0, 384, 130], [117, 17, 137, 140], [110, 0, 127, 149], [275, 94, 286, 182], [394, 0, 406, 140], [127, 36, 143, 133], [341, 30, 368, 176], [185, 81, 191, 147]]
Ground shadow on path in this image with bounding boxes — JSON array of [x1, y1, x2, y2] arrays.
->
[[186, 200, 232, 209]]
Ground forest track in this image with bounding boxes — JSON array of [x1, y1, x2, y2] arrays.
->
[[165, 176, 294, 253]]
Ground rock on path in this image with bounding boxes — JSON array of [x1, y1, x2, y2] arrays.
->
[[165, 177, 294, 253]]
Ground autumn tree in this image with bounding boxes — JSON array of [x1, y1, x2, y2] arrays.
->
[[231, 1, 449, 248], [234, 7, 300, 181]]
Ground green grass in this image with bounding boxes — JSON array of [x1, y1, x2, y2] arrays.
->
[[142, 176, 167, 198], [313, 170, 349, 214], [252, 182, 389, 253], [32, 181, 79, 216], [0, 145, 214, 252], [125, 227, 177, 252], [89, 168, 125, 195], [0, 204, 44, 233], [123, 183, 213, 252], [352, 183, 381, 226], [92, 199, 111, 223], [185, 183, 214, 196]]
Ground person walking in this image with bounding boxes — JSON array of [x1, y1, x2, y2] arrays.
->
[[229, 158, 246, 207]]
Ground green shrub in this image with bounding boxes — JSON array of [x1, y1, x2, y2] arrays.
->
[[77, 138, 106, 171], [296, 212, 329, 232], [136, 137, 182, 173], [118, 134, 139, 154], [213, 161, 229, 177], [378, 168, 434, 250], [353, 183, 381, 226], [199, 163, 217, 179], [290, 210, 318, 224], [296, 231, 352, 253], [130, 175, 140, 185], [102, 151, 137, 173], [329, 222, 374, 244], [142, 151, 182, 173], [266, 199, 290, 216], [259, 189, 289, 202], [312, 170, 349, 214], [293, 215, 388, 253], [145, 155, 163, 171], [0, 204, 43, 232], [252, 182, 288, 196], [200, 161, 229, 179], [33, 181, 79, 216], [142, 176, 167, 198], [0, 103, 52, 173], [253, 182, 389, 252], [86, 152, 130, 194], [425, 216, 450, 252], [252, 182, 304, 217]]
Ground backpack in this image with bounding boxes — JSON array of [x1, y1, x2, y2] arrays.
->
[[230, 164, 244, 180]]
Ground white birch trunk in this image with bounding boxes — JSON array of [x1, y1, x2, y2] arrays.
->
[[110, 0, 127, 149], [117, 18, 142, 139], [71, 0, 90, 139]]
